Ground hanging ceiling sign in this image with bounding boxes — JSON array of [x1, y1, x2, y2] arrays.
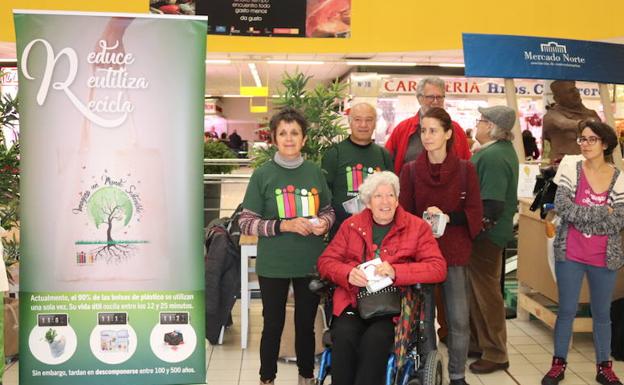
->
[[195, 0, 351, 37], [463, 33, 624, 84]]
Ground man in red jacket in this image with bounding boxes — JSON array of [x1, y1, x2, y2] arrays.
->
[[385, 77, 471, 174]]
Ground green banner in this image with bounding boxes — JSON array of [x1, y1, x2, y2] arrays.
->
[[14, 10, 207, 385]]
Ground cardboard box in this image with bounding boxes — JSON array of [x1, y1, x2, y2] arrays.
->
[[517, 199, 624, 303]]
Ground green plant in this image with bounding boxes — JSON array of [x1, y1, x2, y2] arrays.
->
[[45, 328, 57, 344], [252, 71, 348, 168], [203, 140, 237, 174], [0, 70, 20, 270], [2, 234, 18, 283]]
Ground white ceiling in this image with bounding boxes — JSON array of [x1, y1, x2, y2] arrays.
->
[[204, 50, 464, 96], [0, 40, 465, 96]]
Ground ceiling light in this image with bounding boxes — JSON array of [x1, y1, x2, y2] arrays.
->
[[205, 59, 231, 64], [248, 62, 262, 87], [267, 60, 325, 65], [0, 58, 17, 63], [346, 61, 418, 67], [438, 63, 465, 68]]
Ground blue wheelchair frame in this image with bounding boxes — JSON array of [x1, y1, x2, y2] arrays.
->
[[313, 283, 439, 385]]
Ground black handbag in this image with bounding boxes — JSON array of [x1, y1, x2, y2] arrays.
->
[[355, 248, 401, 320], [356, 285, 401, 319]]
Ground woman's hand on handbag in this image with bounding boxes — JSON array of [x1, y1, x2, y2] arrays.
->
[[348, 267, 368, 287], [280, 217, 313, 236], [375, 261, 395, 280]]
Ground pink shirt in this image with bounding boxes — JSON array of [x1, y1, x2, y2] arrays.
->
[[566, 168, 608, 267]]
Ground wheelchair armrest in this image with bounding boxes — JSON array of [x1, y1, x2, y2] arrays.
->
[[309, 278, 331, 294]]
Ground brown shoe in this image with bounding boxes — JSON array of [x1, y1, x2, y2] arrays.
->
[[469, 359, 509, 374]]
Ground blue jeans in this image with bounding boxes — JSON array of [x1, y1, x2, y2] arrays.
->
[[442, 266, 470, 380], [554, 260, 617, 362]]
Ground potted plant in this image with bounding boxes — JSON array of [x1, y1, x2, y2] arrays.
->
[[251, 71, 348, 168], [0, 72, 20, 367], [44, 328, 66, 358], [203, 140, 238, 226], [0, 91, 19, 233]]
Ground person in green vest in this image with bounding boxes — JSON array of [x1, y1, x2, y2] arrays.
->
[[322, 102, 393, 235], [468, 105, 519, 375], [239, 107, 335, 385]]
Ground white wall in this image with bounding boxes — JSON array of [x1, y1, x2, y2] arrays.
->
[[220, 98, 278, 142]]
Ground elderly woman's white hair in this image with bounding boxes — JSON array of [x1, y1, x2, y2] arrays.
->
[[358, 171, 400, 205]]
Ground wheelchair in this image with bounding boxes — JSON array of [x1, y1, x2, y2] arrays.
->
[[309, 279, 443, 385]]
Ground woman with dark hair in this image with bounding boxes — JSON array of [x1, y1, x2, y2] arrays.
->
[[239, 108, 335, 385], [542, 121, 624, 385], [399, 107, 483, 385]]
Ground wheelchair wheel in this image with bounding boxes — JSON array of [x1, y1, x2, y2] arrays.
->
[[416, 350, 443, 385]]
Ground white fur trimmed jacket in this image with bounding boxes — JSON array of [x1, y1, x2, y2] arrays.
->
[[553, 155, 624, 270]]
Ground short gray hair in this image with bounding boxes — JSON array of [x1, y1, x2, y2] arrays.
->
[[489, 122, 515, 141], [359, 171, 400, 205], [416, 77, 446, 96]]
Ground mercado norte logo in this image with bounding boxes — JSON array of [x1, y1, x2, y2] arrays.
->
[[523, 40, 586, 68], [72, 170, 147, 266]]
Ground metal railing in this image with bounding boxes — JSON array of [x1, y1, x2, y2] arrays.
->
[[203, 161, 252, 217], [203, 158, 252, 167]]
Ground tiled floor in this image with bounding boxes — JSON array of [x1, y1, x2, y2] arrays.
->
[[4, 296, 623, 385], [201, 299, 624, 385]]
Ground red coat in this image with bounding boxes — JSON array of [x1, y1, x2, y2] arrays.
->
[[385, 114, 472, 174], [399, 152, 483, 266], [317, 206, 447, 317]]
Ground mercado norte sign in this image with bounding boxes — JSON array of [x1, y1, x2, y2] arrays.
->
[[462, 33, 624, 84]]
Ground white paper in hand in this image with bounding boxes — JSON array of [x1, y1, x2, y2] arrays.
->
[[358, 258, 393, 293]]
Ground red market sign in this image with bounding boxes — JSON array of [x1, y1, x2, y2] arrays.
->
[[380, 77, 600, 98]]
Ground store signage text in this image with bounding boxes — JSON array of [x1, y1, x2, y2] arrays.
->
[[381, 78, 600, 97], [463, 33, 624, 85], [523, 41, 586, 68], [0, 67, 18, 86]]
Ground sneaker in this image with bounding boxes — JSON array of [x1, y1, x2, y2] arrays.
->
[[450, 378, 470, 385], [541, 357, 566, 385], [596, 361, 623, 385]]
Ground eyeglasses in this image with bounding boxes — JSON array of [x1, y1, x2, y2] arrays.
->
[[475, 118, 489, 125], [421, 95, 445, 102], [576, 136, 601, 145]]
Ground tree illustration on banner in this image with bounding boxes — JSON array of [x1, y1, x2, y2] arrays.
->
[[87, 186, 134, 262]]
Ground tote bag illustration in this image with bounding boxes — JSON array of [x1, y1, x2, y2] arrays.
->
[[54, 95, 168, 286]]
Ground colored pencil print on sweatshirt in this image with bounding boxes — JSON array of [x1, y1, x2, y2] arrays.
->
[[274, 185, 320, 219], [346, 164, 381, 194]]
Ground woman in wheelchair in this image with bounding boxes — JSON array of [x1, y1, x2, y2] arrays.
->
[[317, 171, 447, 385]]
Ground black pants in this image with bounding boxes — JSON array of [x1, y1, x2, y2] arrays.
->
[[258, 276, 320, 382], [330, 308, 395, 385]]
